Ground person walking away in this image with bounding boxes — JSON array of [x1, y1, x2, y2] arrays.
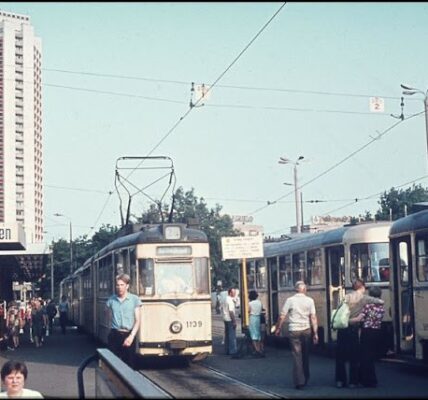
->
[[106, 273, 142, 368], [350, 286, 385, 388], [248, 290, 264, 357], [58, 295, 69, 335], [31, 299, 46, 348], [45, 299, 57, 333], [275, 281, 318, 390], [222, 288, 239, 358], [0, 360, 43, 398], [335, 278, 385, 389]]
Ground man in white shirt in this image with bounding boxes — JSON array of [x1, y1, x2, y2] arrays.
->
[[275, 281, 318, 389], [222, 288, 239, 358]]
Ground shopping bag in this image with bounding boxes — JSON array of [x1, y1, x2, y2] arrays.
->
[[331, 301, 350, 330]]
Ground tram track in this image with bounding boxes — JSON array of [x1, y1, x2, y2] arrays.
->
[[139, 362, 281, 398]]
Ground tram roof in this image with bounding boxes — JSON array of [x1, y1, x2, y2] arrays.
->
[[389, 209, 428, 237], [75, 223, 208, 273], [264, 226, 349, 257]]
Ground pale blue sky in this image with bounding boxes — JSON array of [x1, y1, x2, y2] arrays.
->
[[1, 2, 427, 243]]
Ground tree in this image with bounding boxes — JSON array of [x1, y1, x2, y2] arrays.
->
[[375, 184, 428, 221]]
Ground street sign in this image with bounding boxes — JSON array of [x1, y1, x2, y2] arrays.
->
[[369, 97, 385, 113], [221, 235, 264, 260]]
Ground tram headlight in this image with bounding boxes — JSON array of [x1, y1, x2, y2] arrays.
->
[[170, 320, 183, 334]]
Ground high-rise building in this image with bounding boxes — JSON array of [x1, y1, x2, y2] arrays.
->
[[0, 10, 43, 244]]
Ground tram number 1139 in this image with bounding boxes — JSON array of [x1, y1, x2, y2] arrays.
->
[[186, 320, 203, 328]]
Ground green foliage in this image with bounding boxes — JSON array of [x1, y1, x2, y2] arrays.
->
[[375, 183, 428, 221]]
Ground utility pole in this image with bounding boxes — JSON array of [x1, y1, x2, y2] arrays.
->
[[279, 155, 305, 233], [401, 84, 428, 163], [50, 248, 54, 299]]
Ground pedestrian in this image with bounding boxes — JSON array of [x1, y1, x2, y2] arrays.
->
[[274, 281, 318, 390], [248, 290, 264, 357], [58, 295, 69, 335], [222, 287, 239, 359], [350, 286, 385, 388], [0, 360, 43, 398], [335, 278, 385, 389], [106, 273, 142, 368], [31, 299, 46, 348], [45, 299, 57, 333]]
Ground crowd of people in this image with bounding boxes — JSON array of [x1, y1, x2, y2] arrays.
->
[[219, 278, 385, 391], [0, 297, 63, 352]]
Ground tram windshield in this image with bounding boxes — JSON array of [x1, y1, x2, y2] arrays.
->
[[138, 258, 209, 296], [350, 242, 390, 283]]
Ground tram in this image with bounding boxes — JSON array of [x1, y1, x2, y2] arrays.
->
[[243, 221, 393, 354], [389, 209, 428, 362], [59, 222, 212, 362]]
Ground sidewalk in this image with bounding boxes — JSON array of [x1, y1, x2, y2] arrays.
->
[[0, 323, 98, 398]]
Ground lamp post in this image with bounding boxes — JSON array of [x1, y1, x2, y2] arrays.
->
[[54, 213, 73, 274], [278, 155, 305, 233], [401, 84, 428, 162]]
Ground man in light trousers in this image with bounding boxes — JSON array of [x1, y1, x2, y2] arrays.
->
[[275, 281, 318, 390]]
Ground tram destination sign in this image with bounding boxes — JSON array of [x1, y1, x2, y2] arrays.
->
[[221, 235, 263, 260]]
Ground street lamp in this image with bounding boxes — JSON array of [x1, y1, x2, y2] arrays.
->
[[401, 84, 428, 161], [278, 155, 305, 233], [53, 213, 73, 274]]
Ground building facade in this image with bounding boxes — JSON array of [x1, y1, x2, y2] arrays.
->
[[0, 10, 43, 244]]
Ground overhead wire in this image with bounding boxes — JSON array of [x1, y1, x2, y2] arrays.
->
[[82, 2, 287, 236], [249, 110, 425, 217]]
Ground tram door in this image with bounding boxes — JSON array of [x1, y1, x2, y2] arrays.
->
[[393, 239, 415, 355], [325, 245, 345, 343], [267, 256, 279, 330]]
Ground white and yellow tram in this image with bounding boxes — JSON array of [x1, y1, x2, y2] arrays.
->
[[243, 221, 393, 354], [60, 223, 212, 362]]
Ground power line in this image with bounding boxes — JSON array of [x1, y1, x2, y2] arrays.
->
[[249, 110, 424, 217], [84, 2, 287, 231]]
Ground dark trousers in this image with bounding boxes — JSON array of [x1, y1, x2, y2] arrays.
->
[[108, 329, 136, 368], [289, 328, 312, 386], [335, 325, 360, 385], [359, 328, 381, 387], [59, 312, 67, 334], [224, 321, 237, 355]]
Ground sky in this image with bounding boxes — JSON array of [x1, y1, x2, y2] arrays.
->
[[1, 2, 427, 243]]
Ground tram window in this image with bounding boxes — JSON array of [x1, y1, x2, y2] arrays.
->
[[246, 261, 256, 291], [307, 249, 322, 285], [416, 238, 428, 282], [267, 257, 278, 291], [195, 257, 209, 294], [138, 259, 154, 296], [129, 248, 137, 294], [398, 241, 409, 285], [155, 262, 194, 295], [279, 255, 292, 287], [292, 252, 305, 284], [350, 243, 388, 283], [255, 260, 267, 289]]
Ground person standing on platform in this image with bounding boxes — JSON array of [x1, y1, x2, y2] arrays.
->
[[350, 286, 385, 388], [58, 295, 69, 335], [106, 273, 142, 368], [335, 278, 385, 389], [0, 360, 43, 398], [248, 290, 264, 357], [275, 281, 318, 390], [222, 287, 239, 359]]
